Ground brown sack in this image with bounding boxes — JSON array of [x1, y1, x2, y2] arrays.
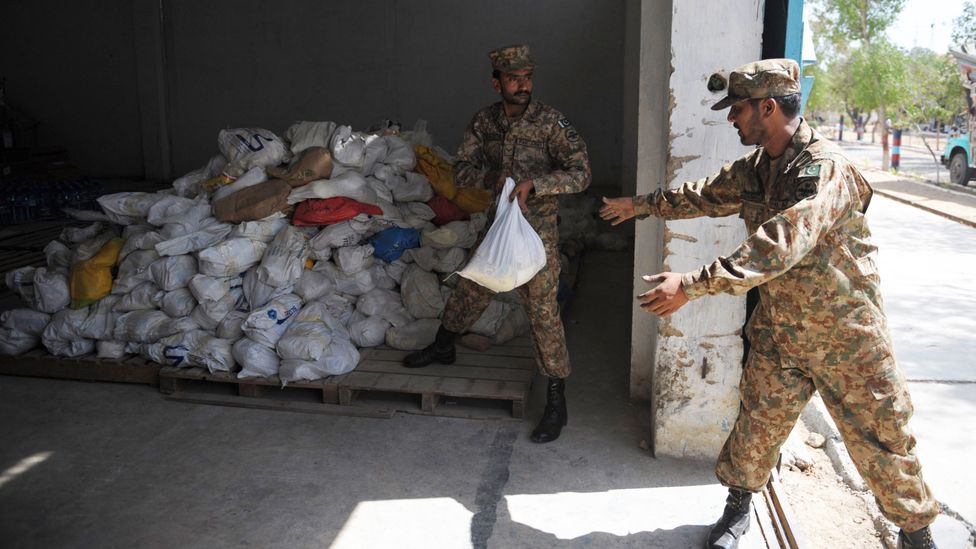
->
[[213, 179, 292, 223], [267, 146, 334, 188]]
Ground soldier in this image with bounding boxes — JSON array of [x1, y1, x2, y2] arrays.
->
[[403, 45, 592, 443], [600, 59, 940, 549]]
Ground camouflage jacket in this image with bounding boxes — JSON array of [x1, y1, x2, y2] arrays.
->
[[634, 120, 891, 366], [454, 100, 592, 218]]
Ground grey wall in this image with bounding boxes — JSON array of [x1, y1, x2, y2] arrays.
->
[[162, 0, 625, 183], [0, 1, 144, 177]]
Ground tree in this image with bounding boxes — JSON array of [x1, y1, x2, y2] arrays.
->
[[811, 0, 907, 169], [952, 1, 976, 46]]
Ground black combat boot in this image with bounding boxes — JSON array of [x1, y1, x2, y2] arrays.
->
[[898, 526, 938, 549], [705, 488, 752, 549], [403, 326, 457, 368], [530, 378, 567, 443]]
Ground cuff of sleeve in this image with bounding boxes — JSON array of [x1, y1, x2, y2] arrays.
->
[[633, 194, 654, 219], [530, 175, 557, 196], [681, 270, 709, 301]]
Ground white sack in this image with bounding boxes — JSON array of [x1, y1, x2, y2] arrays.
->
[[61, 222, 103, 244], [335, 244, 374, 275], [276, 302, 343, 361], [0, 309, 51, 355], [78, 295, 121, 340], [161, 288, 196, 318], [284, 121, 338, 155], [212, 166, 267, 202], [230, 215, 289, 243], [114, 310, 185, 343], [96, 340, 128, 359], [119, 230, 163, 260], [218, 128, 290, 178], [308, 220, 365, 257], [173, 154, 227, 197], [44, 240, 72, 274], [6, 266, 36, 307], [73, 232, 117, 263], [348, 315, 391, 348], [216, 310, 248, 340], [287, 171, 377, 206], [320, 294, 356, 326], [187, 335, 236, 373], [242, 268, 292, 310], [385, 319, 441, 351], [150, 255, 198, 291], [278, 338, 360, 383], [97, 192, 162, 225], [116, 281, 163, 312], [144, 329, 210, 367], [234, 337, 280, 379], [381, 135, 417, 172], [33, 267, 70, 313], [190, 288, 241, 330], [155, 221, 232, 257], [197, 238, 267, 277], [242, 293, 302, 348], [294, 267, 335, 302], [42, 308, 94, 357], [257, 225, 307, 286], [457, 178, 545, 292], [400, 265, 444, 319], [188, 273, 240, 303]]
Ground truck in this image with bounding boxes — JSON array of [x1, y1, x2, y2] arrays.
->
[[943, 47, 976, 186]]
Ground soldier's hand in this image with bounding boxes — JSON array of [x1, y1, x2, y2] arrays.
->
[[509, 180, 534, 213], [600, 196, 637, 226], [637, 272, 688, 317]]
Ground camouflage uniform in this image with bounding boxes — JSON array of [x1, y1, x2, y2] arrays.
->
[[440, 92, 592, 379], [633, 117, 940, 532]]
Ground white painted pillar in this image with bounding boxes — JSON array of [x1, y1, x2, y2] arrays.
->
[[631, 0, 765, 458]]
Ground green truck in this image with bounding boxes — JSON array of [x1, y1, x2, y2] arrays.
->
[[944, 47, 976, 186]]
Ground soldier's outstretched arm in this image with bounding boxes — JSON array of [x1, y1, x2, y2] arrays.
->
[[633, 156, 751, 221], [681, 159, 860, 300]]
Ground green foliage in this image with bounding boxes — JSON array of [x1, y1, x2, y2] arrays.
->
[[812, 0, 905, 48], [899, 50, 969, 126], [952, 1, 976, 46]]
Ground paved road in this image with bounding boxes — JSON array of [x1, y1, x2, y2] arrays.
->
[[834, 138, 968, 187], [868, 194, 976, 542]]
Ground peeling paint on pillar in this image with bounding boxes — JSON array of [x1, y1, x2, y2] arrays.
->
[[651, 0, 764, 460]]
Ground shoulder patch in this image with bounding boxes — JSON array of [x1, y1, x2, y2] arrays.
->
[[794, 178, 819, 201], [800, 164, 821, 178], [557, 117, 572, 129]]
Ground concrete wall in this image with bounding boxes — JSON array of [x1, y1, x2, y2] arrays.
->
[[0, 1, 144, 177], [2, 1, 626, 182], [641, 0, 763, 459]]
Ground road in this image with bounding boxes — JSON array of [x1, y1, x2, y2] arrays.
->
[[835, 137, 969, 190], [867, 191, 976, 544]]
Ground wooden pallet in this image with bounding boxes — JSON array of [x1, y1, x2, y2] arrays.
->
[[0, 348, 161, 385], [155, 336, 537, 420], [341, 336, 537, 418]]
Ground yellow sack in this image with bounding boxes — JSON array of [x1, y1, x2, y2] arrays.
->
[[451, 187, 492, 214], [70, 238, 124, 309], [414, 145, 457, 200]]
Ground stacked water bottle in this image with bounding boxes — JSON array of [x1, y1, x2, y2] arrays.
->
[[0, 179, 103, 225]]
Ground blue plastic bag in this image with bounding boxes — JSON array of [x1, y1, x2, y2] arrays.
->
[[370, 227, 421, 262]]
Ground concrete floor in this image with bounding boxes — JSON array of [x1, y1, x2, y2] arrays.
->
[[0, 249, 762, 549]]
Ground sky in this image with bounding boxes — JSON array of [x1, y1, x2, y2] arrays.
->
[[886, 0, 964, 53]]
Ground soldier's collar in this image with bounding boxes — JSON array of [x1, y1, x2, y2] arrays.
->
[[778, 118, 814, 173]]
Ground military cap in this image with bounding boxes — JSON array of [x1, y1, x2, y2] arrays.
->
[[489, 45, 535, 73], [708, 58, 801, 111]]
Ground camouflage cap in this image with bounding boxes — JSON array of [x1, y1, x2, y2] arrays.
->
[[709, 58, 801, 111], [489, 45, 535, 73]]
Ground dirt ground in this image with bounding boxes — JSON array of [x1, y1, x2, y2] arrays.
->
[[776, 420, 889, 549]]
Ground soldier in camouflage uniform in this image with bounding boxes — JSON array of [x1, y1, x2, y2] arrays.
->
[[600, 59, 939, 549], [403, 45, 592, 443]]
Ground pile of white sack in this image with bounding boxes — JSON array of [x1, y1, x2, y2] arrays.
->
[[0, 120, 530, 385]]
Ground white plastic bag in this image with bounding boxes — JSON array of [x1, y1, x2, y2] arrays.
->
[[161, 288, 196, 318], [284, 121, 338, 155], [276, 301, 343, 361], [116, 281, 163, 312], [42, 308, 95, 357], [242, 268, 292, 310], [230, 215, 289, 243], [187, 335, 236, 373], [44, 240, 73, 274], [188, 273, 239, 303], [335, 244, 374, 275], [216, 310, 249, 340], [348, 315, 391, 348], [143, 329, 210, 367], [286, 171, 378, 205], [278, 338, 360, 383], [96, 340, 128, 359], [114, 310, 183, 343], [294, 267, 335, 302], [173, 155, 227, 197], [61, 222, 103, 244], [6, 266, 36, 307], [154, 221, 232, 257], [97, 192, 162, 225], [457, 178, 545, 292]]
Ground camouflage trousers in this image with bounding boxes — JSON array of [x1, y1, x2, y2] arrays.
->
[[715, 341, 940, 532], [440, 211, 571, 379]]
